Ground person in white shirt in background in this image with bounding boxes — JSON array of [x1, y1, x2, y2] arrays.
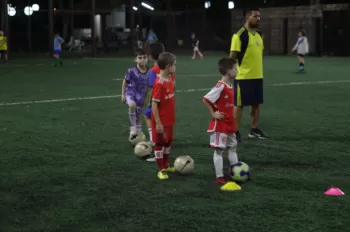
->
[[291, 30, 309, 72], [191, 33, 203, 60]]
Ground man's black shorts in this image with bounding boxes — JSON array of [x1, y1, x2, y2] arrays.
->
[[0, 50, 7, 56], [233, 79, 263, 106]]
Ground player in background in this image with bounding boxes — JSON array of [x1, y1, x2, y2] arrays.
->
[[53, 33, 65, 67], [152, 52, 177, 180], [291, 30, 309, 72], [0, 30, 8, 64], [121, 49, 149, 140], [203, 58, 239, 185], [191, 32, 203, 60], [144, 42, 165, 145], [145, 29, 158, 50]]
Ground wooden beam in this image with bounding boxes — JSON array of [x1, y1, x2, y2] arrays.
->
[[69, 0, 74, 37], [166, 0, 172, 51], [1, 1, 4, 30], [138, 2, 143, 41], [27, 0, 32, 52], [34, 9, 113, 14], [91, 0, 96, 57], [129, 0, 136, 47], [48, 0, 54, 52], [3, 0, 9, 53]]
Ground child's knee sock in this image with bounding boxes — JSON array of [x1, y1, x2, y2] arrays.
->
[[213, 149, 224, 178]]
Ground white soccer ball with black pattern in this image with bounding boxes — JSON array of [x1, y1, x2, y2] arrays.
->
[[129, 132, 146, 146], [174, 155, 194, 175], [134, 141, 153, 159], [229, 162, 250, 182]]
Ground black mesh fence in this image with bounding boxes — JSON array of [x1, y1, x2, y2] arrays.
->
[[1, 2, 350, 57]]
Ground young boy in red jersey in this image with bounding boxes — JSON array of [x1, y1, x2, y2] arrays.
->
[[203, 58, 239, 185], [151, 52, 177, 180]]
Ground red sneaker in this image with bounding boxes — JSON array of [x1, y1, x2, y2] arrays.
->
[[215, 177, 227, 185]]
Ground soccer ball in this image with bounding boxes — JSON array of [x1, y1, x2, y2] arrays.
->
[[134, 141, 153, 159], [174, 155, 194, 175], [229, 162, 250, 182], [129, 132, 146, 146]]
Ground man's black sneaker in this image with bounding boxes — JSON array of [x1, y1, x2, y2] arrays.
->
[[248, 128, 268, 139], [235, 130, 242, 143]]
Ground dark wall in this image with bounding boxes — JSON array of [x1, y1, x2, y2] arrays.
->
[[323, 10, 349, 56]]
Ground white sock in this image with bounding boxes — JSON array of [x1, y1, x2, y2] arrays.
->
[[148, 128, 153, 142], [137, 124, 142, 133], [228, 147, 238, 165], [213, 149, 224, 178], [130, 126, 137, 136]]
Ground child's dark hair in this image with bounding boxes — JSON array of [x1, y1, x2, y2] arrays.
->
[[300, 29, 307, 36], [148, 42, 165, 60], [218, 57, 236, 75], [135, 48, 146, 56], [158, 52, 176, 69]]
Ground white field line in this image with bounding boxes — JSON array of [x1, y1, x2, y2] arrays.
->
[[112, 74, 213, 80], [271, 80, 350, 86], [0, 80, 350, 107], [83, 57, 131, 61], [1, 63, 45, 67], [113, 76, 350, 81]]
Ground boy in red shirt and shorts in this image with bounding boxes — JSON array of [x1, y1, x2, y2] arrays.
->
[[203, 58, 240, 185], [151, 52, 177, 180]]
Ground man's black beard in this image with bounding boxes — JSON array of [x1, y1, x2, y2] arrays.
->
[[248, 22, 260, 29]]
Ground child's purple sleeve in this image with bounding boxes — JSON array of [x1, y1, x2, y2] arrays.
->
[[124, 69, 131, 83]]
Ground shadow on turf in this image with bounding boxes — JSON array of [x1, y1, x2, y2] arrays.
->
[[276, 135, 349, 143], [173, 142, 212, 149], [255, 159, 318, 169], [293, 71, 307, 74]]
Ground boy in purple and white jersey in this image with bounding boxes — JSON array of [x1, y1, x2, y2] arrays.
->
[[121, 49, 149, 139]]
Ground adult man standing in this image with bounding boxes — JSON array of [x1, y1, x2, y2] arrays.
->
[[0, 30, 8, 64], [230, 8, 268, 142]]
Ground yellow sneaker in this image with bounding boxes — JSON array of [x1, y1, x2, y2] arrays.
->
[[157, 170, 169, 180], [164, 166, 176, 173]]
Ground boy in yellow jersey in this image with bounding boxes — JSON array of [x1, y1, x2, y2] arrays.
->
[[230, 8, 268, 142], [0, 31, 8, 64]]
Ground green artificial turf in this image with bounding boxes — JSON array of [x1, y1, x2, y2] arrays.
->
[[1, 55, 350, 232]]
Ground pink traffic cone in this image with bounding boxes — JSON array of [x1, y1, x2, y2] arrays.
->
[[324, 187, 345, 196]]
